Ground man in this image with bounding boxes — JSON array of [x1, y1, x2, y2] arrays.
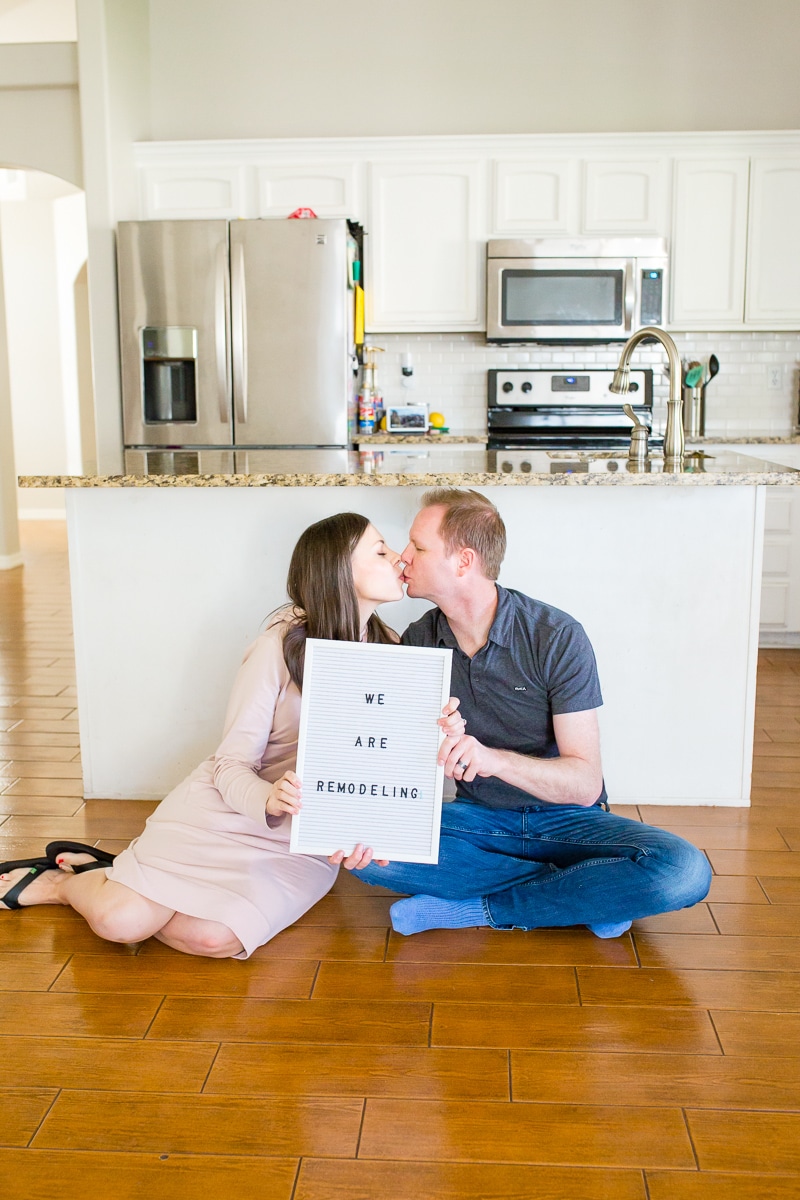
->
[[342, 487, 711, 938]]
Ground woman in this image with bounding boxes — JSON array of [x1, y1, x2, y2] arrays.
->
[[0, 513, 463, 959]]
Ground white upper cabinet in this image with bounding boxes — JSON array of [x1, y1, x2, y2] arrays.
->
[[746, 158, 800, 325], [366, 160, 486, 331], [582, 159, 667, 234], [134, 133, 800, 333], [141, 165, 248, 219], [256, 161, 362, 220], [492, 159, 578, 233], [671, 159, 749, 326]]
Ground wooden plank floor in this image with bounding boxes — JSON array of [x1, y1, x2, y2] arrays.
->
[[2, 522, 799, 1198]]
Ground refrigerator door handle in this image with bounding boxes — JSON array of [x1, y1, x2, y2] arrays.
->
[[232, 241, 249, 425], [215, 241, 231, 423]]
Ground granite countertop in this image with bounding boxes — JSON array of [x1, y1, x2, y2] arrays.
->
[[686, 435, 800, 445], [359, 434, 800, 446], [20, 447, 800, 488], [356, 433, 488, 444]]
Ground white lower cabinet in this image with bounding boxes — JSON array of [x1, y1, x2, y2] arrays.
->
[[705, 445, 800, 637]]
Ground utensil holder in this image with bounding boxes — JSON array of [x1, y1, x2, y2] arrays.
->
[[682, 384, 705, 438]]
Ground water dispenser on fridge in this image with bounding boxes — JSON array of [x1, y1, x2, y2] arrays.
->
[[141, 327, 198, 425]]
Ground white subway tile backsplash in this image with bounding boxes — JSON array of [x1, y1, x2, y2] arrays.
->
[[367, 331, 800, 437]]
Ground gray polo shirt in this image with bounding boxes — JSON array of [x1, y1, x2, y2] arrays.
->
[[401, 585, 606, 810]]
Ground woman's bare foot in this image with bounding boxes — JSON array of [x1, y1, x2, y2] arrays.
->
[[0, 865, 66, 908], [54, 852, 105, 873]]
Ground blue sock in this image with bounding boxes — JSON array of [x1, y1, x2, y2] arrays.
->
[[588, 920, 632, 939], [390, 894, 487, 936]]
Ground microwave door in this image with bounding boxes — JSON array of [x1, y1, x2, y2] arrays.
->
[[487, 257, 630, 342], [118, 220, 232, 447], [230, 219, 350, 447]]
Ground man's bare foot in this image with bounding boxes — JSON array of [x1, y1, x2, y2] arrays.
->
[[54, 852, 104, 873], [0, 865, 66, 908]]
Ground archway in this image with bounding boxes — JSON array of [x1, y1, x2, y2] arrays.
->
[[0, 166, 91, 562]]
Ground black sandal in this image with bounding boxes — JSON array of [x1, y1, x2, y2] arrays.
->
[[0, 857, 56, 910], [45, 841, 117, 874]]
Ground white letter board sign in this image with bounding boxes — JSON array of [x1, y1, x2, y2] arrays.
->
[[290, 639, 453, 863]]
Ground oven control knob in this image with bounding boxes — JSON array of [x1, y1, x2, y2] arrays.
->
[[501, 460, 513, 473], [521, 382, 532, 393], [629, 382, 639, 392], [502, 381, 514, 393], [521, 460, 532, 473]]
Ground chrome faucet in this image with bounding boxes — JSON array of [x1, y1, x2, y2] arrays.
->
[[610, 326, 684, 468]]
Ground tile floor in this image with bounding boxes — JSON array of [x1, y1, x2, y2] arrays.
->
[[1, 522, 799, 1198]]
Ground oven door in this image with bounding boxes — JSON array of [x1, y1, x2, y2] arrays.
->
[[487, 257, 634, 342], [487, 408, 652, 450]]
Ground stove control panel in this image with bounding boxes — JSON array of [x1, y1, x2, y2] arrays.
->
[[489, 368, 652, 408]]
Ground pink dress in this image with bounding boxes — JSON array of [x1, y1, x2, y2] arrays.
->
[[107, 617, 338, 958]]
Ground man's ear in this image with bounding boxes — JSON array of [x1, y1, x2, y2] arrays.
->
[[456, 547, 476, 576]]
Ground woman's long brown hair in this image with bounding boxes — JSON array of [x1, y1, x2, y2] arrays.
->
[[279, 512, 396, 690]]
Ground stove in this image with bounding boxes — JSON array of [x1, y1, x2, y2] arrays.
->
[[487, 367, 659, 451]]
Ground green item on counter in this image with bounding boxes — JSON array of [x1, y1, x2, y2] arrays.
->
[[685, 365, 705, 387]]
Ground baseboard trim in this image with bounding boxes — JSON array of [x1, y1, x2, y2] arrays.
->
[[759, 632, 800, 648], [0, 552, 23, 570]]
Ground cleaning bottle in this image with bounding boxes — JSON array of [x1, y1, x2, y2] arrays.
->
[[358, 347, 384, 436]]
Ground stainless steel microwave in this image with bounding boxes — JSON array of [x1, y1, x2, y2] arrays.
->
[[486, 237, 668, 343]]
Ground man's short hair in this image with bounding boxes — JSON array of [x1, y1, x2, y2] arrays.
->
[[421, 488, 506, 580]]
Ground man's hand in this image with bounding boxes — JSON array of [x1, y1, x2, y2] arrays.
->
[[438, 697, 473, 774], [438, 733, 500, 783], [266, 770, 302, 818], [438, 711, 604, 806], [328, 844, 390, 870], [438, 697, 465, 739]]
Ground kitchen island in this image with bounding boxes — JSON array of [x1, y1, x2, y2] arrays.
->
[[22, 448, 800, 807]]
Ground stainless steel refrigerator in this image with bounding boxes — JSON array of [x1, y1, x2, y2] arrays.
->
[[117, 219, 358, 448]]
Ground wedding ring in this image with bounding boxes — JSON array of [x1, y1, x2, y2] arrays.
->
[[456, 760, 468, 771]]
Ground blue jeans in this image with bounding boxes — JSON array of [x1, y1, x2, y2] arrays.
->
[[355, 800, 712, 929]]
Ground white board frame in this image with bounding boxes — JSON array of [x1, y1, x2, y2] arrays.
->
[[291, 639, 453, 863]]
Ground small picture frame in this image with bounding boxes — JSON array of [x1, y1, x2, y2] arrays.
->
[[386, 404, 429, 432]]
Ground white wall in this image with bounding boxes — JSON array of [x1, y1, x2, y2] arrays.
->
[[0, 221, 21, 566], [0, 44, 82, 185], [147, 0, 800, 140], [0, 172, 88, 516], [74, 0, 151, 473], [0, 0, 76, 41]]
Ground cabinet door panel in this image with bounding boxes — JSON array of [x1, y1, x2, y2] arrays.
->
[[761, 582, 789, 627], [583, 159, 666, 233], [764, 494, 792, 532], [763, 541, 790, 575], [141, 167, 248, 219], [492, 159, 578, 233], [367, 161, 485, 331], [746, 158, 800, 323], [671, 159, 749, 325], [256, 162, 362, 219]]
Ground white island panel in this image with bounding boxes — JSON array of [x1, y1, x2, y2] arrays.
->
[[67, 484, 763, 807]]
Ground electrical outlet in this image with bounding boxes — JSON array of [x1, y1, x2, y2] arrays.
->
[[768, 366, 783, 391]]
